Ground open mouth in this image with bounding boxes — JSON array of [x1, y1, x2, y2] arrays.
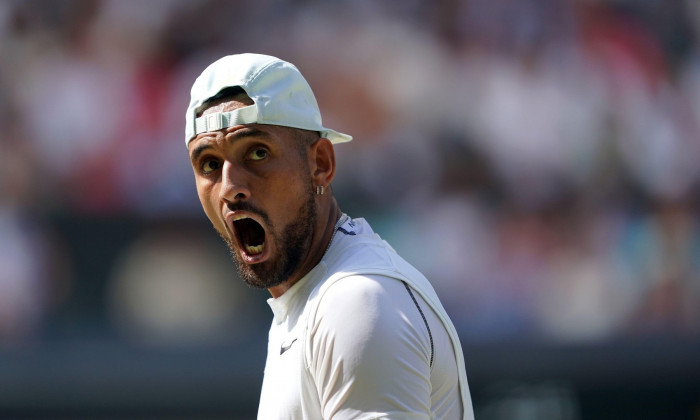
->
[[232, 215, 266, 257]]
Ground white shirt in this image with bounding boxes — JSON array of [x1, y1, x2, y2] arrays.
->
[[258, 216, 474, 419]]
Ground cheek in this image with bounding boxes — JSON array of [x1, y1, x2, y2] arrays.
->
[[273, 173, 313, 216], [197, 182, 225, 229]]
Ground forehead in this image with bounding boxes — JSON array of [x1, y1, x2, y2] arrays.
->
[[188, 123, 298, 159], [188, 123, 287, 153]]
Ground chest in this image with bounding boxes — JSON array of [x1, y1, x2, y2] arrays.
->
[[257, 321, 321, 419]]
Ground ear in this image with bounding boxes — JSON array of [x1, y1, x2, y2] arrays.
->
[[309, 138, 336, 189]]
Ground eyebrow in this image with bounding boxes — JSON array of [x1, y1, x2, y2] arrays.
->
[[189, 127, 269, 162], [190, 143, 213, 163]]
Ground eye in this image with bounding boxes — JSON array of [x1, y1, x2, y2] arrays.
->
[[248, 147, 268, 161], [201, 159, 220, 174]]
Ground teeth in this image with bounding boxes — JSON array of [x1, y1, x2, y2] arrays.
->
[[245, 243, 264, 255], [232, 215, 249, 222]]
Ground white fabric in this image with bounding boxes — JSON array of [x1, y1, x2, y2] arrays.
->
[[193, 105, 259, 135], [185, 53, 352, 146], [258, 216, 474, 419]]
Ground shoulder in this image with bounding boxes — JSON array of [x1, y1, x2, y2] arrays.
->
[[307, 274, 430, 357], [315, 275, 410, 321]]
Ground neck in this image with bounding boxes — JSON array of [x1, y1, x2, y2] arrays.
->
[[267, 198, 342, 298]]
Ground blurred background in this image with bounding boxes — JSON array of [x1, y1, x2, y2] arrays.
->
[[1, 0, 699, 418]]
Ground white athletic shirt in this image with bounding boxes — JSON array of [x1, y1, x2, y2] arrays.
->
[[258, 216, 474, 419]]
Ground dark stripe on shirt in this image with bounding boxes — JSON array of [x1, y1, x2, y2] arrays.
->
[[402, 281, 434, 368]]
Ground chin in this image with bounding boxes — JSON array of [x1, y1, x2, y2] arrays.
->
[[238, 264, 287, 289]]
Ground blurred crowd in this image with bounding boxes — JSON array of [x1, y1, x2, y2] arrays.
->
[[0, 0, 699, 345]]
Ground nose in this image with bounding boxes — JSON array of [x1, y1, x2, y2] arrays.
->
[[219, 160, 251, 204]]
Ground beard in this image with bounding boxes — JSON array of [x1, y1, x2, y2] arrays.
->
[[219, 188, 317, 289]]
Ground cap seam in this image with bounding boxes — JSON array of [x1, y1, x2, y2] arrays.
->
[[244, 57, 284, 92], [245, 59, 289, 127]]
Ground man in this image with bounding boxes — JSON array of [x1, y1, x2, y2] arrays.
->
[[185, 53, 474, 419]]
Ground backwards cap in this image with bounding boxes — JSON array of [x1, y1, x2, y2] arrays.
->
[[185, 53, 352, 146]]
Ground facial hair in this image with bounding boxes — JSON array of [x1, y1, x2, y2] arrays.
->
[[220, 188, 317, 289]]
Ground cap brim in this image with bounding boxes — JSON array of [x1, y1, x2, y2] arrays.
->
[[323, 129, 353, 144]]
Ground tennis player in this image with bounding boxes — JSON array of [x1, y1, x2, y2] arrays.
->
[[185, 53, 474, 419]]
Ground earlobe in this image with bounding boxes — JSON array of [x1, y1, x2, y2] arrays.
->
[[311, 138, 336, 188]]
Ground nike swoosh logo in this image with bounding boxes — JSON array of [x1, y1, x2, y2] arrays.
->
[[280, 338, 297, 355]]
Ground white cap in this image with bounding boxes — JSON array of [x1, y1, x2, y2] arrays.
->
[[185, 53, 353, 146]]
